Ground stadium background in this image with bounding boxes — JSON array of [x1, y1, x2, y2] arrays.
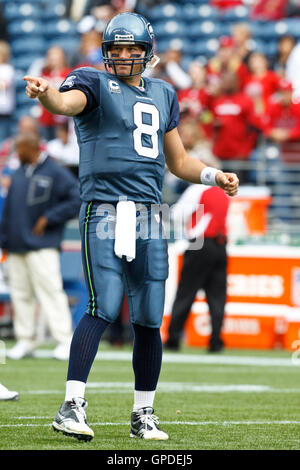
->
[[0, 0, 300, 352]]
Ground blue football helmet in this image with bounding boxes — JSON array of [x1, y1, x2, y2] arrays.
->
[[102, 12, 155, 77]]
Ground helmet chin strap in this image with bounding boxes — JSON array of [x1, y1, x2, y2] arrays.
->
[[146, 55, 160, 69]]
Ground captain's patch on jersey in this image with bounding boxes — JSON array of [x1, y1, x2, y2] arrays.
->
[[108, 80, 121, 93], [61, 75, 76, 88]]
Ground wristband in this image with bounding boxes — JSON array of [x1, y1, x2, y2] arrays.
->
[[200, 167, 220, 186]]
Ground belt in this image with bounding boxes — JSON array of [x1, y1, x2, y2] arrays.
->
[[189, 235, 227, 245], [210, 235, 227, 245]]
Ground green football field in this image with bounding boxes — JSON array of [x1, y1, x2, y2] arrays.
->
[[0, 341, 300, 451]]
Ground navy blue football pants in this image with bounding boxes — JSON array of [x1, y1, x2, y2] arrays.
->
[[79, 201, 169, 328]]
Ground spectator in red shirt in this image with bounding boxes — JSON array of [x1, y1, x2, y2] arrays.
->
[[177, 62, 213, 137], [209, 71, 258, 182], [177, 62, 208, 118], [206, 36, 249, 93], [38, 46, 72, 141], [250, 0, 288, 20], [262, 79, 300, 162], [231, 23, 253, 65], [211, 0, 243, 9], [243, 52, 281, 116]]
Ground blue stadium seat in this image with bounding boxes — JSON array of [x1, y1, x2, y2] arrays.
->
[[219, 5, 250, 22], [183, 3, 220, 23], [42, 2, 67, 20], [48, 37, 80, 55], [247, 38, 277, 58], [248, 38, 270, 55], [193, 4, 218, 20], [16, 90, 35, 107], [182, 3, 197, 21], [188, 21, 221, 39], [156, 37, 192, 55], [44, 19, 78, 39], [14, 103, 40, 121], [7, 19, 44, 38], [44, 0, 66, 3], [153, 20, 187, 39], [249, 21, 265, 38], [15, 76, 26, 92], [3, 2, 41, 21], [149, 3, 183, 22], [217, 22, 232, 36], [280, 18, 300, 38], [4, 0, 43, 3], [254, 21, 289, 40], [12, 53, 43, 71], [180, 55, 195, 71], [250, 19, 300, 41], [180, 0, 213, 3], [180, 0, 209, 3], [192, 38, 219, 57], [11, 37, 47, 56], [266, 41, 278, 58]]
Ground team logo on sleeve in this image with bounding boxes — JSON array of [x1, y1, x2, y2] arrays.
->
[[62, 75, 76, 88], [108, 80, 121, 93]]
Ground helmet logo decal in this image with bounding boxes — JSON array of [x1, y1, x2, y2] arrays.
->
[[114, 34, 134, 41], [147, 23, 154, 39]]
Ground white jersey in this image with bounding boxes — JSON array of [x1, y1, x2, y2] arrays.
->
[[0, 63, 15, 115]]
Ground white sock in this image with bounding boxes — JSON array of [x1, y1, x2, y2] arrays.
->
[[65, 380, 86, 401], [133, 390, 156, 411]]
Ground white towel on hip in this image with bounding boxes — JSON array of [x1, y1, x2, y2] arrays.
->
[[114, 200, 136, 262]]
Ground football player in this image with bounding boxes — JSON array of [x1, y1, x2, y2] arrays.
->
[[24, 12, 239, 442]]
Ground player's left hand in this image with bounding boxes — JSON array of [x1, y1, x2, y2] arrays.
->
[[32, 216, 48, 236], [216, 172, 239, 197]]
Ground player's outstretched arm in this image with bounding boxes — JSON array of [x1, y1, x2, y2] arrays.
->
[[23, 76, 87, 117], [164, 127, 239, 197]]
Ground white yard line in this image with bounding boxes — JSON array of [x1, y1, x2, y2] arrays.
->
[[17, 382, 300, 395], [27, 349, 295, 367], [1, 420, 300, 429]]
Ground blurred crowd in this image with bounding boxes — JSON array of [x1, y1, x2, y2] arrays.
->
[[155, 29, 300, 201], [0, 0, 300, 206]]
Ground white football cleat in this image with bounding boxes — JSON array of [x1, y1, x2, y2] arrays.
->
[[0, 383, 19, 401], [52, 343, 70, 361], [52, 397, 94, 441], [130, 407, 169, 440], [7, 340, 36, 360]]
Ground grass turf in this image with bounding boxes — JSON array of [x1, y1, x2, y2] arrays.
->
[[0, 342, 299, 450]]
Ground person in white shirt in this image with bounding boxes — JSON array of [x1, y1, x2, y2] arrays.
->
[[286, 42, 300, 100], [46, 120, 79, 177], [0, 41, 15, 145]]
